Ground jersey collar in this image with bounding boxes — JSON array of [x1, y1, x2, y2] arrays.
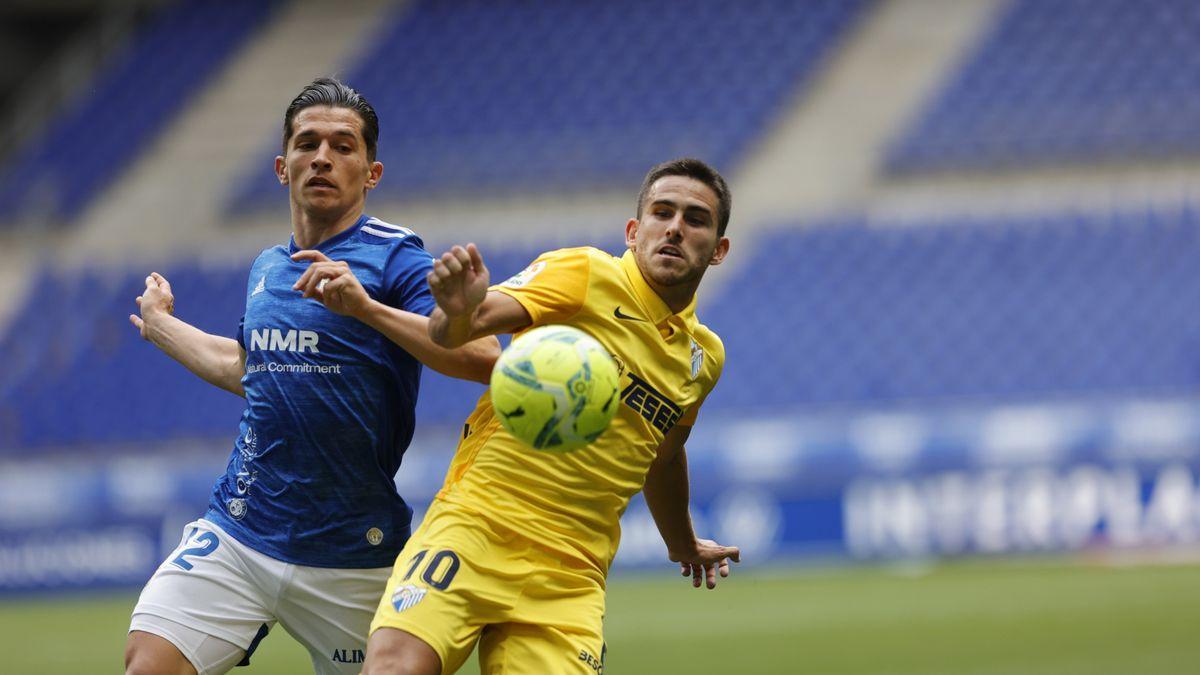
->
[[287, 214, 369, 255], [619, 249, 699, 330]]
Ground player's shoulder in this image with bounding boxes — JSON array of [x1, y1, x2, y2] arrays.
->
[[356, 216, 425, 249], [253, 244, 290, 267], [537, 246, 621, 277], [533, 245, 610, 263], [690, 320, 726, 371]]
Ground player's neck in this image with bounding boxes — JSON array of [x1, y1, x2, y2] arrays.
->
[[291, 205, 364, 250], [647, 276, 700, 314]]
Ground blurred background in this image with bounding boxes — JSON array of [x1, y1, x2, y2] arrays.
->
[[2, 0, 1200, 672]]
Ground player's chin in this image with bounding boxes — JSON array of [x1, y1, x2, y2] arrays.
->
[[301, 196, 348, 214]]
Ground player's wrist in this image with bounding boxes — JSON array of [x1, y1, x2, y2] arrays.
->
[[666, 538, 700, 562], [347, 296, 379, 322]]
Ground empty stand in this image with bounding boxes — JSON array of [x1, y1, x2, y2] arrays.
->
[[229, 0, 866, 210], [0, 0, 276, 226], [705, 207, 1200, 413], [887, 0, 1200, 173]]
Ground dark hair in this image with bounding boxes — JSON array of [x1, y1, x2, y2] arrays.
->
[[636, 158, 732, 236], [282, 77, 380, 162]]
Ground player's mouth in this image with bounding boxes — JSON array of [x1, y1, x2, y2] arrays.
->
[[656, 245, 685, 261], [305, 177, 337, 191]]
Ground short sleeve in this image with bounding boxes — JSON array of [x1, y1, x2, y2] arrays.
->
[[382, 238, 438, 317], [491, 247, 591, 325], [678, 333, 725, 427], [236, 315, 246, 350]]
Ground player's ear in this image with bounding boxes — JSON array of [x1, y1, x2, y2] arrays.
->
[[365, 161, 384, 190], [624, 218, 639, 250], [708, 236, 730, 266], [275, 156, 288, 185]]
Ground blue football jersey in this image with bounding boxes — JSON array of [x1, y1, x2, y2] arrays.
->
[[204, 215, 437, 568]]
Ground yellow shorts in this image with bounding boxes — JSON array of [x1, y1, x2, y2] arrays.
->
[[370, 500, 607, 675]]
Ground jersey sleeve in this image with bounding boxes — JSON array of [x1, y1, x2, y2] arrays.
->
[[678, 333, 725, 427], [382, 237, 438, 316], [491, 247, 591, 324], [236, 315, 246, 350]]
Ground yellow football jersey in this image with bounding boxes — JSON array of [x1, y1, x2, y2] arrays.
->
[[433, 247, 724, 576]]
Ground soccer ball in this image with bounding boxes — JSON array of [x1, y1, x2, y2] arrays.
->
[[490, 324, 621, 452]]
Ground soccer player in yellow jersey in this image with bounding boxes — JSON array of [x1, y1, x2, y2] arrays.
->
[[363, 158, 741, 674]]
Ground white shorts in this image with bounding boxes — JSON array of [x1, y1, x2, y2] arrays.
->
[[130, 518, 391, 675]]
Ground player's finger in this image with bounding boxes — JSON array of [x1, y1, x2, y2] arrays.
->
[[451, 245, 473, 270], [145, 275, 156, 291], [692, 563, 703, 588], [706, 563, 718, 589], [441, 251, 464, 275], [719, 559, 731, 578], [301, 263, 335, 296], [129, 314, 143, 330], [680, 563, 690, 577], [291, 250, 331, 263], [725, 546, 741, 564], [467, 243, 485, 272], [434, 259, 459, 281], [151, 272, 171, 295], [135, 296, 143, 306], [427, 271, 444, 292], [303, 267, 332, 298], [293, 260, 323, 291]]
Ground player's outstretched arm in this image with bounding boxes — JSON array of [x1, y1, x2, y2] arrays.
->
[[643, 424, 740, 589], [427, 243, 532, 348], [291, 250, 502, 383], [129, 272, 246, 397]]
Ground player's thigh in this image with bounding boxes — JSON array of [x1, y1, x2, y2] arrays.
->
[[370, 505, 523, 674], [126, 620, 246, 675], [478, 622, 606, 675], [278, 565, 391, 674], [130, 519, 277, 673]]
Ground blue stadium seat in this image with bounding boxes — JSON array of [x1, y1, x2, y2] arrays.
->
[[229, 0, 866, 210], [887, 0, 1200, 172], [0, 0, 277, 226]]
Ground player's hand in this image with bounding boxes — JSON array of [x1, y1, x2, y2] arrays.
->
[[129, 272, 175, 340], [291, 250, 372, 318], [671, 538, 740, 589], [427, 244, 488, 319]]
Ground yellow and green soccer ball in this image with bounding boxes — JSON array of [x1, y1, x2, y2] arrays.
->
[[490, 325, 620, 452]]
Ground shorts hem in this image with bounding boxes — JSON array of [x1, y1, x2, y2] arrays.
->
[[370, 617, 454, 675], [131, 606, 252, 651], [128, 614, 209, 675]]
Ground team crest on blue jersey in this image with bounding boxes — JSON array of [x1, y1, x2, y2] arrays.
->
[[391, 584, 427, 612], [689, 339, 704, 379], [239, 426, 259, 460], [228, 498, 247, 520]]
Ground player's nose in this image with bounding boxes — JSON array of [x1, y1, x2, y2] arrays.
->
[[311, 142, 334, 168], [665, 214, 683, 238]]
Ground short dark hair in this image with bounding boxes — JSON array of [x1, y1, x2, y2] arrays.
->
[[636, 158, 732, 236], [282, 77, 380, 162]]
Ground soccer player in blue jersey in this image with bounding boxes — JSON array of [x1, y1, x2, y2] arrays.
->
[[122, 78, 500, 675]]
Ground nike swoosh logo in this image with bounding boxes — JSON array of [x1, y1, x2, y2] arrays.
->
[[613, 306, 644, 321]]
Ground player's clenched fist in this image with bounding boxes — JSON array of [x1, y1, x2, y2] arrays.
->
[[427, 243, 489, 318], [129, 272, 175, 340], [291, 250, 371, 318]]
